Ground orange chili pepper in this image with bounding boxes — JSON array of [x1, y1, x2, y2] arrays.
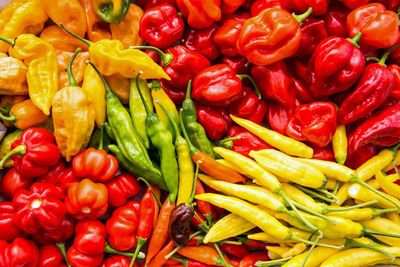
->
[[177, 245, 231, 266], [0, 99, 47, 129], [147, 240, 175, 267]]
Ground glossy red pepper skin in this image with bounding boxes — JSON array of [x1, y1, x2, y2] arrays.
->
[[192, 64, 243, 107], [176, 0, 221, 29], [214, 13, 249, 57], [13, 183, 65, 234], [250, 0, 284, 16], [377, 0, 400, 10], [195, 180, 217, 222], [221, 244, 250, 258], [221, 0, 245, 14], [311, 144, 335, 161], [292, 78, 315, 103], [295, 18, 327, 58], [0, 167, 33, 199], [307, 36, 365, 98], [37, 161, 80, 194], [137, 188, 157, 240], [285, 0, 330, 15], [324, 4, 349, 37], [338, 63, 394, 125], [267, 101, 294, 135], [161, 81, 187, 103], [72, 147, 119, 183], [237, 8, 302, 65], [388, 64, 400, 100], [32, 215, 75, 245], [136, 0, 177, 10], [183, 25, 220, 61], [239, 252, 269, 267], [287, 102, 337, 147], [10, 128, 61, 178], [227, 126, 270, 157], [139, 3, 185, 48], [347, 3, 400, 48], [102, 255, 137, 267], [0, 238, 39, 267], [346, 144, 378, 169], [348, 103, 400, 153], [162, 46, 211, 92], [106, 173, 140, 207], [342, 0, 370, 9], [196, 105, 230, 140], [0, 202, 23, 241], [221, 56, 249, 74], [38, 245, 66, 267], [251, 61, 296, 106]]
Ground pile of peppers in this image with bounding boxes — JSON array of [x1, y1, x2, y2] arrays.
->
[[1, 0, 400, 266]]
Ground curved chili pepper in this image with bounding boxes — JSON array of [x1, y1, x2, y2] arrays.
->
[[32, 215, 75, 245], [324, 3, 350, 37], [36, 161, 80, 194], [183, 25, 220, 61], [139, 3, 184, 48], [38, 244, 67, 267], [250, 0, 285, 16], [295, 18, 327, 58], [196, 105, 230, 140], [347, 3, 399, 48], [195, 180, 217, 223], [106, 173, 140, 207], [0, 202, 23, 241], [0, 238, 39, 267], [227, 126, 271, 157], [176, 0, 221, 29], [221, 244, 250, 259], [147, 240, 175, 267], [239, 252, 269, 267], [178, 245, 232, 266], [0, 167, 33, 199]]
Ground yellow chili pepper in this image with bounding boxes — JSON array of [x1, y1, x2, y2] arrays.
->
[[347, 183, 400, 208], [267, 243, 307, 259], [282, 247, 339, 267], [40, 25, 88, 52], [332, 125, 347, 165], [248, 228, 311, 244], [281, 183, 325, 212], [230, 114, 313, 158], [215, 159, 247, 175], [356, 148, 395, 182], [110, 4, 143, 48], [361, 217, 400, 247], [386, 212, 400, 223], [325, 179, 338, 190], [203, 213, 255, 243], [375, 171, 400, 199], [0, 55, 28, 95], [333, 183, 350, 206], [326, 207, 397, 221], [0, 99, 47, 129], [383, 149, 400, 172], [57, 51, 89, 88], [81, 64, 106, 127], [250, 149, 327, 189], [0, 0, 48, 52], [105, 74, 130, 104]]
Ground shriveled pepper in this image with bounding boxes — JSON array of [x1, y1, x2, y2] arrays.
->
[[0, 202, 23, 241], [0, 55, 28, 95], [106, 173, 141, 207], [0, 238, 39, 267], [226, 126, 271, 157], [176, 0, 221, 29], [196, 105, 230, 141], [0, 99, 47, 129], [92, 0, 130, 24], [0, 167, 33, 199], [182, 24, 220, 61]]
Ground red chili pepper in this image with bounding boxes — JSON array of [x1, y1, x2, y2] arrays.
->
[[183, 24, 220, 61], [295, 18, 328, 58], [161, 81, 187, 103], [139, 3, 185, 48], [37, 161, 80, 194], [240, 239, 267, 250], [106, 203, 139, 251], [221, 56, 249, 74], [214, 13, 249, 57], [195, 180, 217, 223], [72, 147, 119, 183], [250, 0, 285, 16], [176, 0, 221, 29], [342, 0, 370, 9], [251, 61, 296, 106], [162, 45, 211, 92], [192, 64, 243, 107], [388, 64, 400, 100], [285, 0, 330, 16], [196, 105, 230, 140], [106, 173, 140, 207], [65, 179, 109, 220], [38, 245, 67, 267], [191, 209, 207, 229], [0, 202, 23, 241], [221, 0, 245, 14], [0, 167, 33, 199], [345, 144, 378, 169], [239, 252, 269, 267], [102, 255, 138, 267], [287, 102, 337, 147], [227, 126, 271, 157], [0, 128, 61, 178], [291, 58, 308, 82], [32, 215, 75, 245], [0, 238, 39, 267], [136, 0, 177, 10], [324, 3, 349, 37], [13, 183, 65, 234], [237, 7, 311, 65], [311, 144, 335, 161], [307, 36, 365, 98], [347, 3, 400, 48], [186, 235, 204, 246], [221, 244, 250, 258]]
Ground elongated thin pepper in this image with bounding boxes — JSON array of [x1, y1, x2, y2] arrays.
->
[[356, 148, 395, 182], [267, 243, 307, 260], [147, 240, 175, 267], [326, 207, 397, 221], [375, 171, 400, 199], [332, 125, 347, 165], [177, 245, 232, 267], [361, 217, 400, 247], [348, 183, 400, 208], [282, 247, 338, 267]]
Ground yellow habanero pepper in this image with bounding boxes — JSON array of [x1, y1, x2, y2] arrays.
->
[[40, 25, 88, 52], [57, 51, 89, 89], [332, 125, 347, 165], [0, 56, 28, 95], [0, 0, 48, 52], [282, 247, 339, 267], [52, 49, 95, 161]]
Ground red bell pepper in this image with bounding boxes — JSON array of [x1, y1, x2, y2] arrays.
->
[[0, 167, 33, 199], [221, 56, 249, 74], [251, 61, 296, 106], [0, 127, 61, 178], [13, 182, 66, 234], [287, 102, 337, 147], [72, 147, 119, 183], [37, 161, 80, 194], [136, 0, 177, 10], [214, 13, 250, 57], [176, 0, 221, 29], [237, 7, 311, 65], [227, 126, 271, 156], [139, 3, 185, 49], [250, 0, 285, 16], [38, 245, 67, 267], [324, 3, 349, 37], [342, 0, 370, 9], [0, 202, 23, 241], [285, 0, 330, 16], [228, 86, 267, 124], [102, 255, 137, 267], [0, 238, 39, 267], [221, 0, 245, 14], [192, 64, 243, 107], [183, 24, 220, 61], [196, 105, 231, 140], [239, 252, 269, 267], [347, 3, 400, 48], [295, 17, 328, 58], [307, 36, 365, 98], [106, 173, 141, 207], [32, 215, 75, 245], [65, 178, 108, 220], [162, 45, 211, 92]]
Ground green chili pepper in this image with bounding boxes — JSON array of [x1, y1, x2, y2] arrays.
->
[[93, 0, 130, 24], [182, 81, 215, 158], [0, 129, 22, 168], [103, 121, 115, 141]]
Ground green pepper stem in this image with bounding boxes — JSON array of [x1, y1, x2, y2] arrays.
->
[[345, 239, 395, 261], [67, 48, 81, 86], [236, 74, 262, 99], [0, 104, 11, 114], [293, 184, 336, 203], [292, 7, 313, 24], [0, 112, 16, 122], [129, 238, 146, 267], [379, 44, 400, 66], [325, 200, 377, 213], [129, 45, 173, 66], [105, 244, 145, 259], [315, 189, 340, 204], [291, 201, 336, 224], [88, 62, 114, 98], [301, 233, 322, 267], [346, 32, 362, 48], [135, 75, 152, 116], [365, 56, 380, 63], [59, 23, 92, 46], [356, 180, 400, 210], [171, 256, 189, 267], [255, 257, 293, 267], [373, 208, 399, 217], [213, 242, 233, 267], [0, 144, 26, 169], [291, 235, 344, 249], [364, 228, 400, 239], [137, 177, 162, 206], [0, 36, 14, 46], [219, 240, 242, 245], [98, 124, 104, 150], [56, 243, 72, 267]]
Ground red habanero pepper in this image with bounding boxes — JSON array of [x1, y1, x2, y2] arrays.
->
[[311, 144, 335, 161], [176, 0, 221, 29], [292, 78, 315, 103], [342, 0, 370, 9], [388, 64, 400, 100], [239, 252, 269, 267], [221, 57, 249, 75], [192, 64, 243, 107], [347, 3, 400, 48], [102, 255, 138, 267], [285, 0, 330, 16], [250, 0, 285, 16], [139, 4, 185, 49], [307, 35, 365, 98], [221, 0, 245, 14], [161, 82, 187, 103], [38, 245, 67, 267], [295, 18, 328, 58], [287, 102, 337, 147], [0, 238, 39, 267], [237, 7, 312, 66], [37, 161, 80, 194], [0, 202, 23, 241], [32, 215, 75, 245], [0, 128, 61, 178], [0, 167, 33, 199], [348, 103, 400, 153], [214, 13, 250, 57], [13, 183, 66, 234], [65, 179, 108, 220], [267, 101, 297, 135], [324, 3, 350, 37], [106, 173, 140, 207], [377, 0, 400, 11], [183, 25, 220, 61], [106, 203, 139, 251], [196, 105, 231, 140], [221, 244, 250, 258], [136, 0, 177, 10], [227, 126, 271, 157], [195, 180, 217, 223]]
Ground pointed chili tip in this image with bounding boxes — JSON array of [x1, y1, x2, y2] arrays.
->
[[59, 23, 92, 47], [292, 7, 313, 25], [185, 80, 193, 100], [0, 36, 14, 46]]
